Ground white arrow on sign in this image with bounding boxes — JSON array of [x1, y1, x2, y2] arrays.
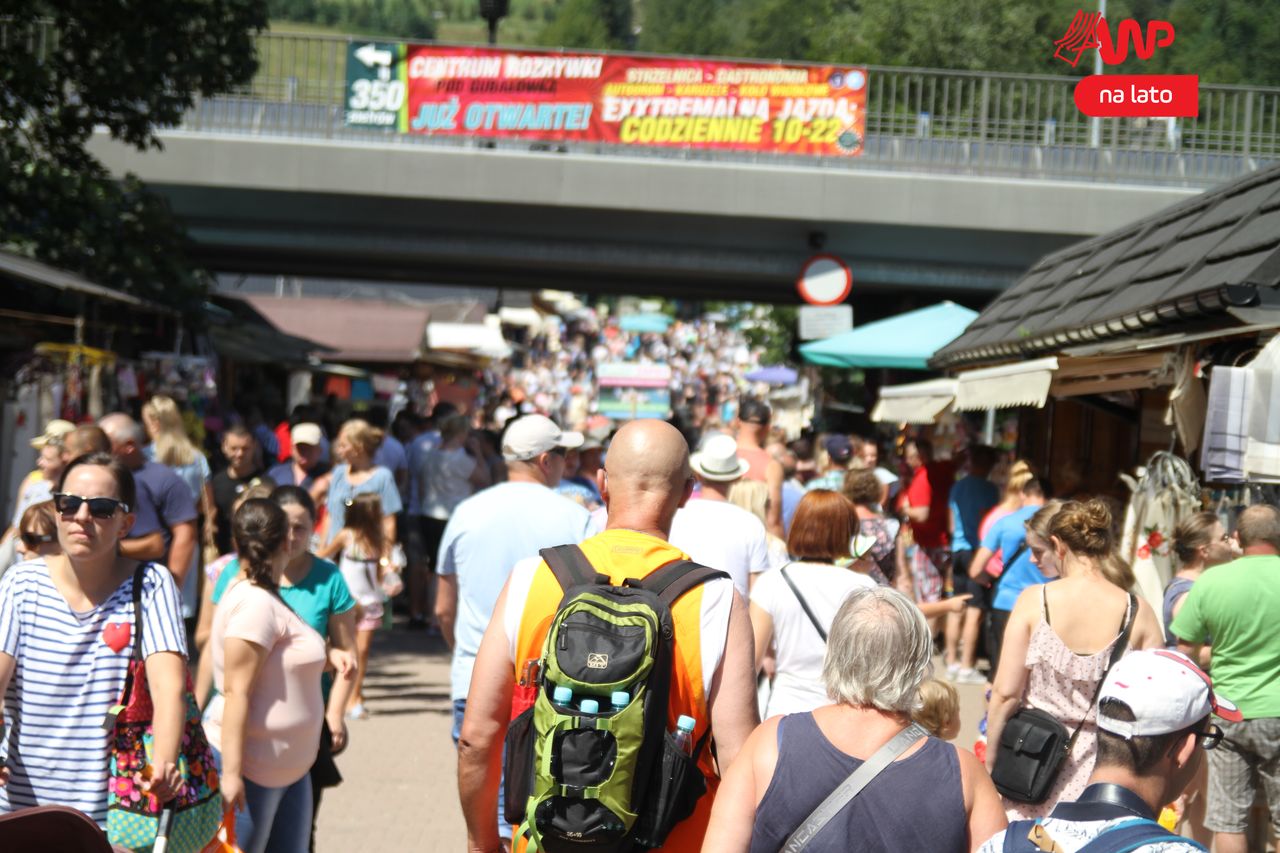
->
[[355, 43, 392, 68]]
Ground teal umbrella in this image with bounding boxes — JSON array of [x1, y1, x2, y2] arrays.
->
[[799, 301, 978, 369], [619, 313, 672, 334]]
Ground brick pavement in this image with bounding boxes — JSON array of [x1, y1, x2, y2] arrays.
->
[[313, 628, 994, 853], [315, 627, 466, 853]]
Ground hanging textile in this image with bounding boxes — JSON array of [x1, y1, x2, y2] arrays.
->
[[1119, 452, 1201, 627], [1165, 347, 1206, 454], [1200, 366, 1250, 482], [1243, 335, 1280, 480]]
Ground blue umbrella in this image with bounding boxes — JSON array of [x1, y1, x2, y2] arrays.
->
[[745, 365, 799, 385], [799, 301, 978, 369]]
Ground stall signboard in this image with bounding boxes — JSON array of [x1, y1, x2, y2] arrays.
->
[[345, 43, 867, 157], [346, 41, 408, 131], [597, 363, 673, 420]]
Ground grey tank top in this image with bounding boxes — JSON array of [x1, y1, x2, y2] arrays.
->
[[1163, 576, 1196, 648], [750, 712, 968, 853]]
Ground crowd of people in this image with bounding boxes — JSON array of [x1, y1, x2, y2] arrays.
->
[[0, 349, 1274, 853]]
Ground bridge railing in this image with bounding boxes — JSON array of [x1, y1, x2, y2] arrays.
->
[[14, 20, 1280, 186]]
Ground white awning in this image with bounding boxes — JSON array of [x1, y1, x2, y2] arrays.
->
[[953, 357, 1059, 411], [498, 306, 544, 328], [870, 378, 958, 424], [428, 322, 513, 359]]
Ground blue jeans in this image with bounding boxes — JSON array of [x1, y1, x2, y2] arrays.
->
[[212, 747, 313, 853], [453, 698, 511, 839]]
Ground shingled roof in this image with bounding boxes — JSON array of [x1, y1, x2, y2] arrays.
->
[[932, 163, 1280, 369]]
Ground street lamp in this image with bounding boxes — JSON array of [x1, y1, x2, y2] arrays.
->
[[479, 0, 509, 45], [1089, 0, 1105, 148]]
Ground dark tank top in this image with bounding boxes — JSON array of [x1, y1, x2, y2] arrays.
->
[[749, 712, 968, 853]]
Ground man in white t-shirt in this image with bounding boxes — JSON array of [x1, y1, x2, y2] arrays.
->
[[669, 434, 772, 597], [435, 415, 600, 840]]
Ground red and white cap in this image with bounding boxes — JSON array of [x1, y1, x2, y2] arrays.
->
[[1097, 649, 1242, 739]]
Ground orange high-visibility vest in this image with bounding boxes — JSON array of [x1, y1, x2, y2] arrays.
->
[[511, 529, 720, 853]]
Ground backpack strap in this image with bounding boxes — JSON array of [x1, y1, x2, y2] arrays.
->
[[1001, 820, 1045, 853], [539, 545, 601, 594], [1076, 818, 1206, 853], [633, 559, 729, 607]]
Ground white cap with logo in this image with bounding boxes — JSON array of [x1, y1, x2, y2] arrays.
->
[[1096, 649, 1242, 739], [502, 415, 584, 461]]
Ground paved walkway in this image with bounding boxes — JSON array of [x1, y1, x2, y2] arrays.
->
[[315, 627, 465, 853], [314, 626, 993, 853]]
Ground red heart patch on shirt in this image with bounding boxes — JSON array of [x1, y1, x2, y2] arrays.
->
[[103, 622, 131, 653]]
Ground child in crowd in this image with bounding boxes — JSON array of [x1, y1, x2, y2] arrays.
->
[[13, 500, 60, 564], [319, 492, 393, 720], [914, 678, 962, 740]]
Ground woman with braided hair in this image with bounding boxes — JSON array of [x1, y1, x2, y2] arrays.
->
[[203, 499, 327, 853]]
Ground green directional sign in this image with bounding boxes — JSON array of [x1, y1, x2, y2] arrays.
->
[[345, 41, 406, 131]]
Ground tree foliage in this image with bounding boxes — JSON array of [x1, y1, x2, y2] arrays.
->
[[537, 0, 618, 48], [268, 0, 437, 39], [0, 1, 267, 311], [537, 0, 1280, 87]]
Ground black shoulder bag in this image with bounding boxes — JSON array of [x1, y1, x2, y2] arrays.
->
[[990, 592, 1136, 804], [780, 565, 827, 642]]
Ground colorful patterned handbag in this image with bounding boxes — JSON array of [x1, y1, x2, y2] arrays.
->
[[106, 564, 224, 853]]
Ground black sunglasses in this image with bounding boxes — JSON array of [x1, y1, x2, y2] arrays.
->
[[1195, 723, 1224, 751], [53, 493, 130, 519], [20, 531, 55, 548]]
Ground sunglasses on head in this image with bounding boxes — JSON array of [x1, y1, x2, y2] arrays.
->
[[53, 493, 130, 519], [20, 531, 55, 548]]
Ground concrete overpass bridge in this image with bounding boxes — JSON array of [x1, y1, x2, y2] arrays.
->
[[86, 33, 1280, 305]]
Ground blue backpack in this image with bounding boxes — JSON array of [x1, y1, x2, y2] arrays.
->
[[1003, 818, 1208, 853]]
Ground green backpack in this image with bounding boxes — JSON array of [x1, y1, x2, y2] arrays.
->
[[504, 544, 728, 853]]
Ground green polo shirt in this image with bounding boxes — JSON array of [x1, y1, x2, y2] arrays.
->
[[1170, 554, 1280, 719]]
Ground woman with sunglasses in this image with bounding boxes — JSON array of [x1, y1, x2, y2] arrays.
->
[[13, 501, 60, 563], [0, 452, 187, 825]]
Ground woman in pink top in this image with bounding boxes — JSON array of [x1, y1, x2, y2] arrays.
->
[[205, 499, 327, 853]]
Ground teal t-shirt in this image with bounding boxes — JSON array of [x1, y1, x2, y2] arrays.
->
[[1170, 554, 1280, 719], [213, 555, 356, 636]]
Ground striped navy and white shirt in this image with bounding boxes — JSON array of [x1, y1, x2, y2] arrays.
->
[[0, 560, 186, 825]]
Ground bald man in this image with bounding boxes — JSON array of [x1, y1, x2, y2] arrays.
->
[[458, 421, 759, 853]]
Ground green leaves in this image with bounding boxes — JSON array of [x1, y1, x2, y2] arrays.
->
[[0, 1, 267, 311]]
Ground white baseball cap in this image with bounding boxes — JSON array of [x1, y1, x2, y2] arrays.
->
[[690, 434, 750, 482], [291, 423, 323, 446], [502, 415, 583, 461], [1097, 649, 1242, 739]]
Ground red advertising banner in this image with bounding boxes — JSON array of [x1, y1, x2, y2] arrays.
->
[[395, 45, 867, 157]]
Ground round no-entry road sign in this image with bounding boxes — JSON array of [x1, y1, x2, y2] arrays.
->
[[797, 254, 852, 305]]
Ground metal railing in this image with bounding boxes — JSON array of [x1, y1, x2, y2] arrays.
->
[[18, 22, 1280, 186]]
